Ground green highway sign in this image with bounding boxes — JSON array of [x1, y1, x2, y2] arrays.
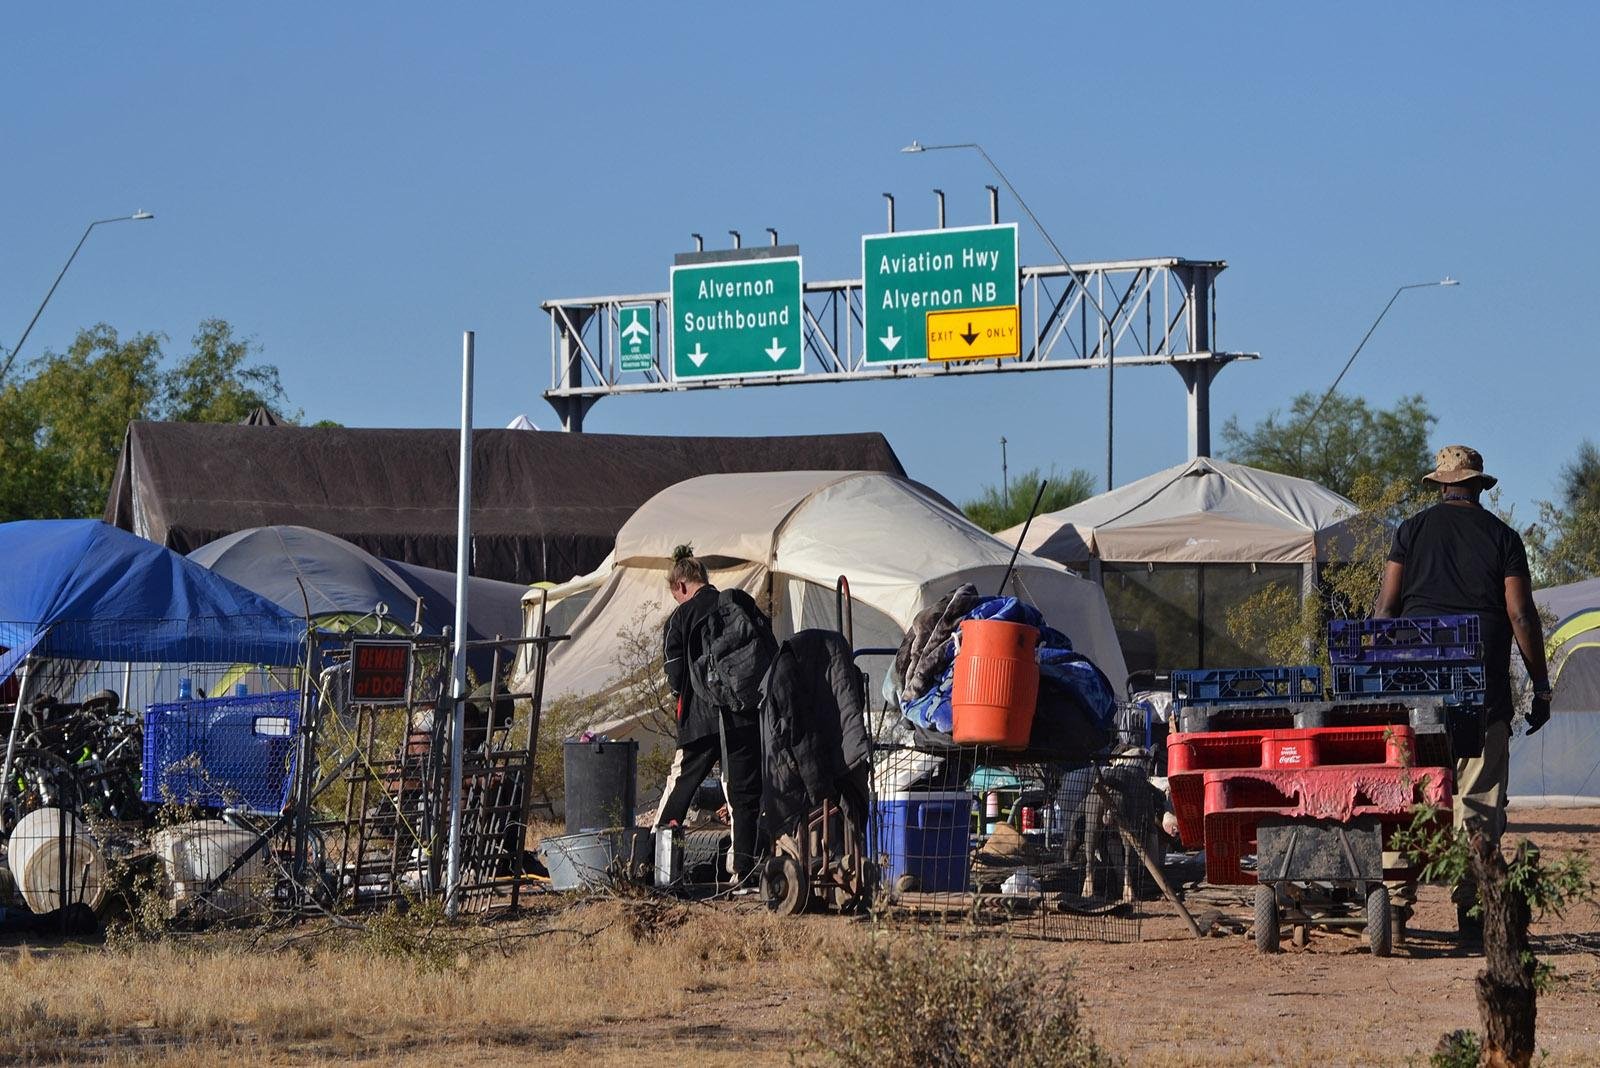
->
[[670, 256, 804, 380], [861, 223, 1019, 363], [619, 304, 654, 371]]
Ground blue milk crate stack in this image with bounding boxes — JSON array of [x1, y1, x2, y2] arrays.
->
[[142, 690, 301, 814], [1171, 665, 1324, 707], [1329, 615, 1486, 705]]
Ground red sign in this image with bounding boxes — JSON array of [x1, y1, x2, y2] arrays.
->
[[350, 641, 413, 705]]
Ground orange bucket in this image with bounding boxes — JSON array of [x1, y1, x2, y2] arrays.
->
[[951, 619, 1040, 749]]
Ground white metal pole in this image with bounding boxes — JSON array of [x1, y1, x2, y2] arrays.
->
[[444, 330, 474, 914], [0, 657, 36, 810]]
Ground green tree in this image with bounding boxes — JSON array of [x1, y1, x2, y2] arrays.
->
[[0, 320, 294, 521], [1527, 439, 1600, 584], [164, 319, 288, 424], [1219, 391, 1436, 500], [962, 466, 1097, 534], [0, 325, 164, 518]]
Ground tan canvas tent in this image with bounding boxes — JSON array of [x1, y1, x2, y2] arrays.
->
[[1000, 457, 1364, 670], [515, 470, 1127, 739]]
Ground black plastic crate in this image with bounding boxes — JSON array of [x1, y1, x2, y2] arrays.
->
[[1328, 615, 1482, 664], [1171, 665, 1323, 707], [1331, 661, 1486, 701]]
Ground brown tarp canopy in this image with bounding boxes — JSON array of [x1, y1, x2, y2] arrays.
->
[[104, 422, 904, 584]]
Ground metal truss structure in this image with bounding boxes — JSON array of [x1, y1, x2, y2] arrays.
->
[[542, 256, 1256, 456]]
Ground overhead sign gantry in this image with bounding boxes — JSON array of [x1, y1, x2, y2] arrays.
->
[[540, 222, 1255, 459]]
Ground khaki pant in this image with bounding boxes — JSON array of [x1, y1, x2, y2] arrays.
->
[[1388, 718, 1512, 910], [1450, 717, 1511, 907], [1455, 717, 1511, 845]]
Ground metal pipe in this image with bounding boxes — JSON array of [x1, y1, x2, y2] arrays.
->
[[766, 227, 778, 247], [0, 654, 39, 810], [882, 193, 895, 232], [445, 330, 474, 915], [986, 185, 999, 225], [933, 189, 945, 229], [691, 233, 704, 252], [728, 230, 741, 249]]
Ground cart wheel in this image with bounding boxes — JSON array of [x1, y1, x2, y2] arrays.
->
[[1254, 884, 1280, 953], [894, 873, 920, 894], [1291, 924, 1309, 948], [763, 855, 809, 916], [1366, 886, 1393, 958]]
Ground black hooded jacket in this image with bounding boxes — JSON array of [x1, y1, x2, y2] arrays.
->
[[663, 585, 722, 745]]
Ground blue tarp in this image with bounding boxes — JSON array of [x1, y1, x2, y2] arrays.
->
[[0, 520, 306, 682]]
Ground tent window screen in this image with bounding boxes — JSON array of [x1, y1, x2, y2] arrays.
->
[[1101, 563, 1301, 670]]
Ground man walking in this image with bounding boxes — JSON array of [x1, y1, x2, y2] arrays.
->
[[653, 547, 766, 885], [1373, 445, 1552, 933]]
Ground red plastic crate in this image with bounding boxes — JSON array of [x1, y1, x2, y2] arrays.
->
[[1198, 764, 1452, 885], [1168, 724, 1417, 848]]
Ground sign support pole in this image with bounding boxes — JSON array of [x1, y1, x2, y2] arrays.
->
[[445, 330, 473, 915]]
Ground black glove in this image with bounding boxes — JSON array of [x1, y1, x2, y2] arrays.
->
[[1526, 695, 1551, 735]]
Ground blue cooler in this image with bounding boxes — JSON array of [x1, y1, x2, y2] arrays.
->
[[873, 790, 973, 893]]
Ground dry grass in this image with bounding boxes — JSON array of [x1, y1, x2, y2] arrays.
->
[[0, 900, 848, 1065]]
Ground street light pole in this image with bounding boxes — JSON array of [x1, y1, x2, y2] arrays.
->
[[1, 210, 156, 384], [901, 141, 1117, 490], [1000, 436, 1009, 509], [1303, 278, 1460, 429]]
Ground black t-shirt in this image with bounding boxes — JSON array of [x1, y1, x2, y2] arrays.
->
[[1387, 501, 1529, 720]]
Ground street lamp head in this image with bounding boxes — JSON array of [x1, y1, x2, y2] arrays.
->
[[1439, 277, 1459, 286], [131, 210, 154, 221], [900, 140, 924, 153]]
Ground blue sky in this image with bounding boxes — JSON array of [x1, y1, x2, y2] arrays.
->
[[4, 4, 1595, 522]]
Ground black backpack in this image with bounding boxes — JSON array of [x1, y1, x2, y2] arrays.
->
[[690, 589, 778, 716]]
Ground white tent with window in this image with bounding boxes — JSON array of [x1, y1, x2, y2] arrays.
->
[[999, 457, 1366, 670], [513, 470, 1127, 738]]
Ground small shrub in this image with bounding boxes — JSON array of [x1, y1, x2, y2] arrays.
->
[[816, 934, 1118, 1068], [1429, 1029, 1481, 1068], [358, 897, 458, 974]]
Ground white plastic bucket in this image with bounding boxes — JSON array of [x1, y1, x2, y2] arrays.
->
[[5, 807, 108, 914], [150, 820, 269, 916]]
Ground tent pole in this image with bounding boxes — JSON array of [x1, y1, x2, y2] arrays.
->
[[0, 656, 38, 813], [445, 330, 474, 916]]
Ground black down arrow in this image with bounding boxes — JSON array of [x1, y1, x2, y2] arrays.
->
[[961, 322, 979, 345]]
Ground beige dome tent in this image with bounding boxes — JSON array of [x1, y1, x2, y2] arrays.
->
[[1000, 457, 1365, 671], [515, 470, 1127, 739]]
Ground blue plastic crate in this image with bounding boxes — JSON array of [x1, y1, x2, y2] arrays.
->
[[142, 692, 300, 814], [1329, 615, 1483, 664], [1331, 662, 1486, 702], [1171, 666, 1323, 707], [873, 791, 973, 894]]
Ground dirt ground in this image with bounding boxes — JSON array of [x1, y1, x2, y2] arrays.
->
[[2, 806, 1597, 1067]]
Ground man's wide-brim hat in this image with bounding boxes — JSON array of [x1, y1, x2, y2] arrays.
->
[[1423, 444, 1497, 489]]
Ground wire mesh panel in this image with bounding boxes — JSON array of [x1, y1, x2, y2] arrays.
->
[[869, 731, 1155, 943], [0, 616, 311, 935]]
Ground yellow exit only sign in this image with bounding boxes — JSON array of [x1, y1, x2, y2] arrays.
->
[[925, 305, 1021, 361]]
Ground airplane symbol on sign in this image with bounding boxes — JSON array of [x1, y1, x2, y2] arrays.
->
[[621, 310, 649, 350]]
